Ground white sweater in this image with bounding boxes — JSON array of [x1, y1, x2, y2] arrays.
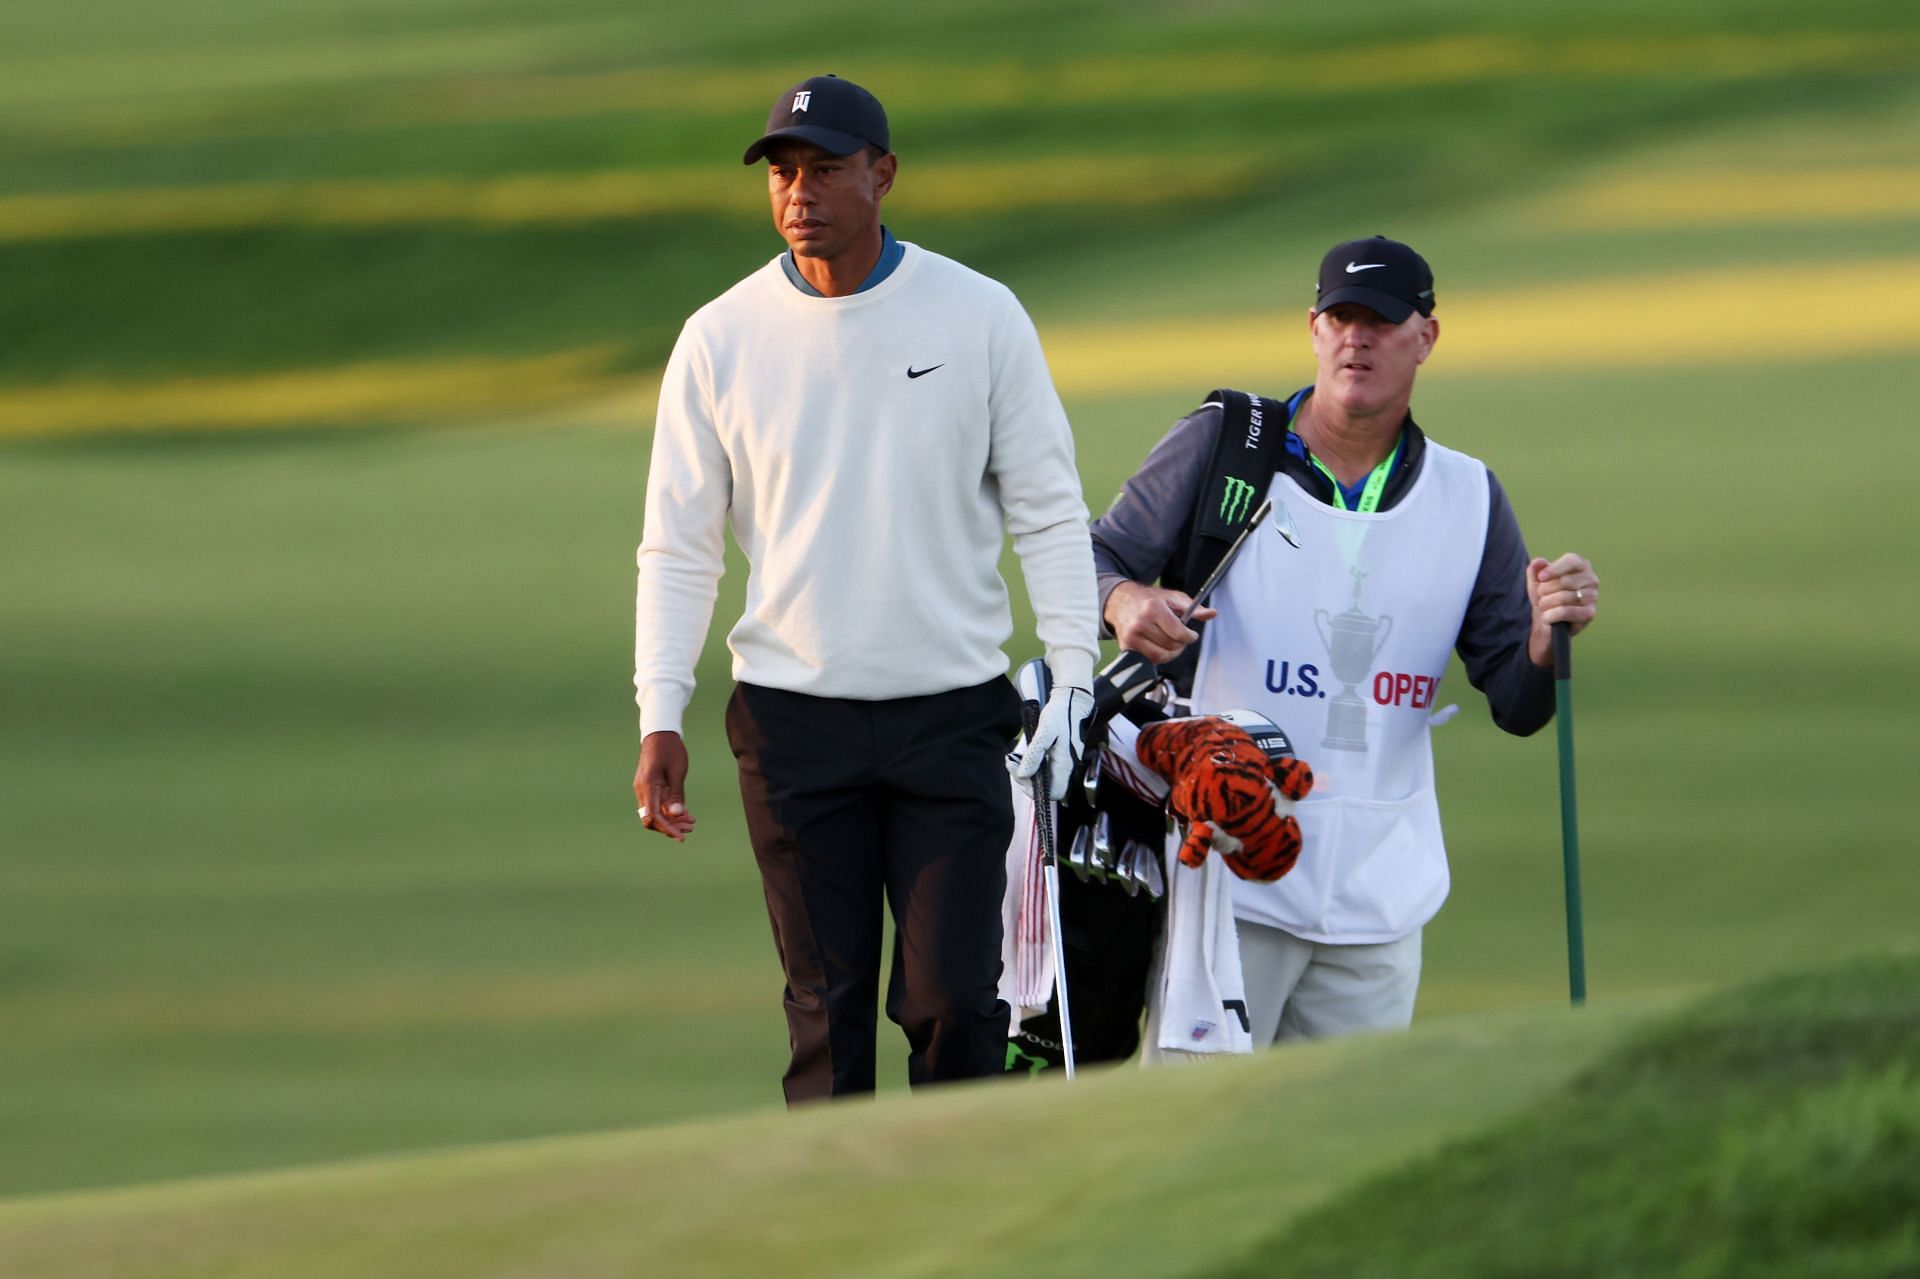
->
[[635, 244, 1098, 737]]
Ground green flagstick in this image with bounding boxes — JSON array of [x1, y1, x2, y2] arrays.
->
[[1552, 621, 1587, 1006]]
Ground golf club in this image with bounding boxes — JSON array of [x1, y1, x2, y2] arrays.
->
[[1090, 810, 1115, 879], [1115, 838, 1143, 898], [1090, 496, 1286, 731], [1178, 497, 1279, 623], [1017, 658, 1077, 1077], [1080, 745, 1103, 807], [1136, 840, 1166, 900], [1067, 823, 1093, 883]]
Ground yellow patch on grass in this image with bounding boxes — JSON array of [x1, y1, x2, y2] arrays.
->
[[0, 347, 627, 438], [1039, 257, 1920, 395], [10, 258, 1918, 438], [1533, 166, 1920, 229], [0, 156, 1257, 241]]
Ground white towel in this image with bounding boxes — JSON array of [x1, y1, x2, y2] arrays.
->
[[1141, 821, 1253, 1065], [999, 719, 1163, 1027], [1097, 715, 1169, 807], [996, 771, 1053, 1024]]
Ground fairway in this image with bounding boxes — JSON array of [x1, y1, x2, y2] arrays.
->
[[11, 252, 1920, 436], [3, 2, 1918, 1272]]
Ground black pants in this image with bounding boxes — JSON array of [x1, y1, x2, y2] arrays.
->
[[725, 678, 1021, 1103]]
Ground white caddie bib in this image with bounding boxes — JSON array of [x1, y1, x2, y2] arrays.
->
[[1192, 440, 1491, 943]]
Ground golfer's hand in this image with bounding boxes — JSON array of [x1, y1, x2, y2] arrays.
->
[[634, 731, 696, 841], [1526, 554, 1599, 667], [1013, 686, 1093, 801], [1104, 581, 1217, 665]]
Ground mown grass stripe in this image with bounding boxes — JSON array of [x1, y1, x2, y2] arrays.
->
[[1532, 165, 1920, 228], [1040, 258, 1920, 394], [7, 257, 1916, 437], [17, 29, 1916, 141], [349, 31, 1920, 123], [0, 19, 636, 114], [0, 347, 628, 437], [8, 156, 1915, 244], [0, 156, 1259, 242]]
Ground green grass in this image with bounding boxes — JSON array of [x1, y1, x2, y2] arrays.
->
[[2, 424, 787, 1192], [2, 0, 1919, 1239], [2, 957, 1911, 1279], [1212, 952, 1920, 1278], [5, 344, 1917, 1197], [2, 1, 1916, 386], [0, 993, 1658, 1279]]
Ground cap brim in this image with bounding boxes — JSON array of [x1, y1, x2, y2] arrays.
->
[[741, 126, 870, 165], [1313, 286, 1418, 324]]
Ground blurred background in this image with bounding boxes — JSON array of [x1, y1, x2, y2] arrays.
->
[[3, 0, 1917, 1201]]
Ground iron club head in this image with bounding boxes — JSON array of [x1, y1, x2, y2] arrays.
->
[[1090, 810, 1115, 867], [1080, 748, 1103, 807], [1090, 810, 1121, 883], [1116, 840, 1143, 897], [1135, 841, 1166, 900], [1067, 823, 1094, 883], [1272, 499, 1302, 549]]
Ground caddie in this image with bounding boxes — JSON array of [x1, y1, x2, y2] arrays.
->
[[633, 74, 1099, 1101], [1091, 235, 1601, 1044]]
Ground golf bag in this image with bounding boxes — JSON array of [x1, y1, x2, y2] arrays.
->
[[1004, 698, 1305, 1073], [1005, 706, 1170, 1073]]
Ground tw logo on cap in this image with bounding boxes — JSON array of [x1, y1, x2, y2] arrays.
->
[[792, 91, 812, 112]]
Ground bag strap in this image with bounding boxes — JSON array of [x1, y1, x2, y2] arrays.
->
[[1157, 389, 1289, 695], [1173, 388, 1288, 591]]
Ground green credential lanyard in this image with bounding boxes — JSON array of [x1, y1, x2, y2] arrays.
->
[[1310, 435, 1402, 513]]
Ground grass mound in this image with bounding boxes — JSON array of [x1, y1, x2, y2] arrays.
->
[[1214, 952, 1920, 1279], [0, 996, 1650, 1279]]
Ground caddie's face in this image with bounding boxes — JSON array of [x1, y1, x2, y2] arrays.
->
[[765, 139, 896, 263], [1308, 302, 1439, 418]]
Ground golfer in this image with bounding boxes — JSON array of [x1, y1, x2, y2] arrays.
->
[[633, 75, 1098, 1101], [1093, 236, 1599, 1044]]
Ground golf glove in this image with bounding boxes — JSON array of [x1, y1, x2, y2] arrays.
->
[[1013, 686, 1093, 801]]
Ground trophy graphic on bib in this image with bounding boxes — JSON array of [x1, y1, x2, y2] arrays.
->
[[1315, 566, 1393, 753]]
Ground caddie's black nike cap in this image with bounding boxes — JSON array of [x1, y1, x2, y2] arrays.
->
[[742, 75, 890, 165], [1313, 236, 1436, 323]]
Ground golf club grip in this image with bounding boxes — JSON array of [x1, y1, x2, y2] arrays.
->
[[1552, 620, 1572, 680]]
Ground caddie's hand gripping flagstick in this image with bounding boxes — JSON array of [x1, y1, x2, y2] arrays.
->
[[1553, 621, 1587, 1006], [1017, 659, 1076, 1078]]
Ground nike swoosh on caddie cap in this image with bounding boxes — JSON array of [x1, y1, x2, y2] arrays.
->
[[1345, 262, 1385, 273]]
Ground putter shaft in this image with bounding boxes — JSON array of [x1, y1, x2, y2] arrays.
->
[[1034, 759, 1077, 1077]]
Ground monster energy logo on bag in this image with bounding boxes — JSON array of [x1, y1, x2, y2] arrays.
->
[[1219, 476, 1256, 524]]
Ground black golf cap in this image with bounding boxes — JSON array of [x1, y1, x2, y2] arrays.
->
[[741, 75, 889, 165], [1313, 236, 1436, 323]]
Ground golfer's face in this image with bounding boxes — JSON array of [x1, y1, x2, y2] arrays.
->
[[1309, 303, 1437, 416], [765, 140, 893, 262]]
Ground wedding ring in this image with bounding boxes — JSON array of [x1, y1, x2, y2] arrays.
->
[[1575, 588, 1585, 603]]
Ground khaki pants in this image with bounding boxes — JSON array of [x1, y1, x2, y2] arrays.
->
[[1238, 921, 1422, 1045]]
